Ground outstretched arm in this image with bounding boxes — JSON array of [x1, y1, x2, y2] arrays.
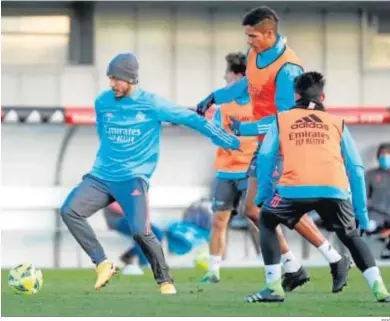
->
[[196, 77, 248, 115], [156, 95, 240, 151]]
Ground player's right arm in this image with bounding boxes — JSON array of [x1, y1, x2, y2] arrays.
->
[[94, 95, 105, 141], [340, 125, 369, 231], [196, 77, 248, 116], [155, 95, 240, 151]]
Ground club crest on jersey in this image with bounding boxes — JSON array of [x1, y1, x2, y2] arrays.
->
[[136, 112, 146, 121], [105, 112, 114, 122]]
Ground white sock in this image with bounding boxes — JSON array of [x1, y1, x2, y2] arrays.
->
[[363, 266, 382, 289], [209, 255, 222, 273], [265, 264, 282, 284], [281, 251, 301, 273], [317, 241, 342, 263]]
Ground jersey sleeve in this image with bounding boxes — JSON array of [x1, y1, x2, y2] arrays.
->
[[254, 120, 280, 205], [340, 125, 369, 230], [213, 77, 249, 105], [155, 95, 240, 150], [275, 63, 304, 112]]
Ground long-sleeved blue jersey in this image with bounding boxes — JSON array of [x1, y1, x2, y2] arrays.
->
[[89, 88, 240, 182], [255, 119, 369, 230]]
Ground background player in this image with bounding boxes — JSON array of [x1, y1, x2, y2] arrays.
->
[[60, 52, 240, 294], [200, 52, 258, 283], [365, 143, 390, 259], [246, 71, 389, 303], [196, 6, 345, 291]]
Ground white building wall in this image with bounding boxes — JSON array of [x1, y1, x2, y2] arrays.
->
[[2, 5, 389, 108]]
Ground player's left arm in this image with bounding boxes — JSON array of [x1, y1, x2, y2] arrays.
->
[[254, 120, 280, 206], [155, 95, 240, 151], [341, 125, 369, 231], [275, 63, 304, 112]]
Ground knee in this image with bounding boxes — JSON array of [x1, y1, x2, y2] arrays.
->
[[60, 202, 71, 219], [213, 213, 230, 231], [260, 208, 278, 229], [59, 201, 80, 221], [132, 232, 156, 244], [336, 227, 359, 241], [244, 199, 259, 220]]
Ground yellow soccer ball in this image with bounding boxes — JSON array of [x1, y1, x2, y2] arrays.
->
[[8, 263, 44, 295], [194, 247, 210, 271]]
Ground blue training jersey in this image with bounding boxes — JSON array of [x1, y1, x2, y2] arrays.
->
[[89, 88, 240, 182]]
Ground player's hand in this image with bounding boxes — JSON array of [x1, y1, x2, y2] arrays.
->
[[229, 117, 241, 136], [355, 219, 367, 236], [196, 93, 215, 116]]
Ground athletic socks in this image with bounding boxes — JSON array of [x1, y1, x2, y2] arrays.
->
[[209, 255, 222, 273], [318, 241, 342, 263], [281, 251, 301, 273]]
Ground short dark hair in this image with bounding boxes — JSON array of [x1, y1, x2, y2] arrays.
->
[[378, 143, 390, 159], [294, 71, 325, 101], [225, 52, 246, 75], [242, 6, 279, 28]]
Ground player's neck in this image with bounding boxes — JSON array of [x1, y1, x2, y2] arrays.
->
[[127, 85, 138, 96], [256, 36, 277, 54]]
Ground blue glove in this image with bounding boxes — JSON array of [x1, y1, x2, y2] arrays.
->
[[196, 93, 215, 116], [229, 116, 241, 136]]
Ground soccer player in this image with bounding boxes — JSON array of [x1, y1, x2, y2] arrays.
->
[[60, 52, 240, 294], [197, 6, 347, 292], [200, 52, 258, 283], [245, 71, 390, 303]]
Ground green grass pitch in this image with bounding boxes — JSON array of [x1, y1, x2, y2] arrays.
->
[[2, 267, 390, 317]]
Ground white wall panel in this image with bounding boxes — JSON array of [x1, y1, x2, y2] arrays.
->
[[20, 72, 59, 106], [174, 7, 213, 106], [212, 9, 247, 89], [94, 6, 137, 92], [363, 72, 390, 106], [280, 12, 325, 73], [1, 71, 22, 106], [324, 12, 361, 106], [136, 7, 173, 99], [60, 67, 98, 107]]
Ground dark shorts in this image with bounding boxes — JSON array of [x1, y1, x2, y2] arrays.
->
[[211, 178, 247, 212], [261, 193, 357, 234], [247, 143, 261, 178], [61, 174, 150, 234]]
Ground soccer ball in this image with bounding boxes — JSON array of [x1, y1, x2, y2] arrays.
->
[[194, 247, 210, 271], [8, 263, 43, 295]]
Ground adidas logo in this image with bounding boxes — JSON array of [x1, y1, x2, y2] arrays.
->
[[291, 114, 329, 130]]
